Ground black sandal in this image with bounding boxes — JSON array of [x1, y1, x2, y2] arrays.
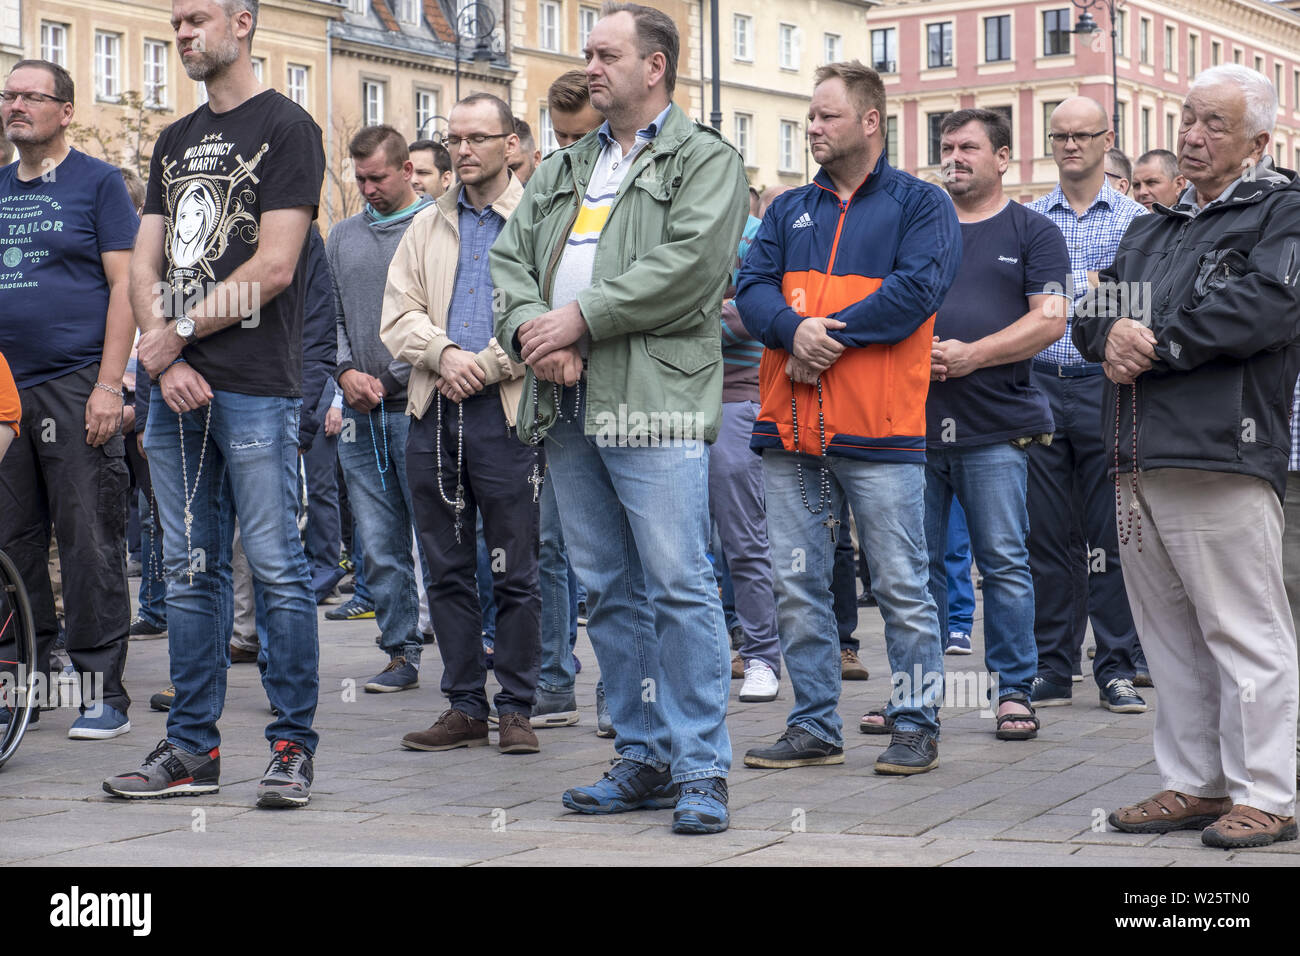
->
[[858, 708, 895, 735], [994, 693, 1039, 741]]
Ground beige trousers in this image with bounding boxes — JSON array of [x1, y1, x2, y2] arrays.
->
[[1120, 468, 1297, 817]]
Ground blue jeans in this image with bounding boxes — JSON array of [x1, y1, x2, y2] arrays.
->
[[338, 406, 421, 664], [765, 452, 943, 745], [924, 443, 1037, 698], [544, 390, 731, 781], [538, 472, 581, 693], [945, 497, 975, 634], [137, 486, 168, 628], [144, 390, 319, 754], [351, 520, 372, 606]]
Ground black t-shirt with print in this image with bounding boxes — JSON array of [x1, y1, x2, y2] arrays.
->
[[145, 89, 324, 397]]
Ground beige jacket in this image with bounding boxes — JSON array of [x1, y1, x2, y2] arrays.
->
[[380, 175, 527, 422]]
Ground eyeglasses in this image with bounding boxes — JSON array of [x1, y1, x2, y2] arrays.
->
[[0, 91, 68, 105], [1105, 171, 1124, 181], [444, 133, 510, 149], [1048, 130, 1108, 146]]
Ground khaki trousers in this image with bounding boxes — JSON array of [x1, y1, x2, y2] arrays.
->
[[1120, 468, 1297, 817]]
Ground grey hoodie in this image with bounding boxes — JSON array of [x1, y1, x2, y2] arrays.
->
[[327, 196, 432, 410]]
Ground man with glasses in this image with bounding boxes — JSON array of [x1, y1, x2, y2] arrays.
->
[[1026, 97, 1147, 714], [1105, 147, 1132, 195], [0, 60, 137, 740], [381, 93, 542, 757]]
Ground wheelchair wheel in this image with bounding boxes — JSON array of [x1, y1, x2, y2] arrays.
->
[[0, 547, 36, 769]]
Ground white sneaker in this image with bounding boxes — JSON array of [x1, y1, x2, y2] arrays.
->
[[738, 660, 779, 702]]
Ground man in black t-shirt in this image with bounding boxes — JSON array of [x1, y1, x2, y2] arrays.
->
[[103, 0, 325, 808], [917, 109, 1070, 741]]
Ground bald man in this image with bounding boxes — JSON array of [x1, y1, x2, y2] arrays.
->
[[1025, 97, 1148, 715]]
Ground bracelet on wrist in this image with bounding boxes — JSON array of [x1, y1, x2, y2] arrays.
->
[[93, 382, 124, 399]]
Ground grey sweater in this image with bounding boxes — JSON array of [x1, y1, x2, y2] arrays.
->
[[326, 197, 432, 410]]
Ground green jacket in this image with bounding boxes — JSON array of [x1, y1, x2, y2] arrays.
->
[[490, 103, 749, 446]]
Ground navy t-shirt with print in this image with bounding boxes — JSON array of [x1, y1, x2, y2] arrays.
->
[[145, 89, 324, 397], [0, 150, 138, 389], [926, 200, 1071, 448]]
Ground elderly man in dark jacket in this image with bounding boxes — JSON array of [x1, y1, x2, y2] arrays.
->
[[1073, 64, 1300, 850]]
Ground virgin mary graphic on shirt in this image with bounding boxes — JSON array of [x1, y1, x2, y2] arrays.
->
[[156, 132, 269, 304]]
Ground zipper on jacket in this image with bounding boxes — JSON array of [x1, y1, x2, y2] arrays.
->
[[1153, 216, 1194, 314]]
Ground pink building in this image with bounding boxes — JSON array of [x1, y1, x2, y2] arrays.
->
[[867, 0, 1300, 199]]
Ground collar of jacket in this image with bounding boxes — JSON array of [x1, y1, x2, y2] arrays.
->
[[1158, 154, 1297, 219], [433, 170, 525, 226], [811, 149, 890, 203], [555, 102, 701, 185]]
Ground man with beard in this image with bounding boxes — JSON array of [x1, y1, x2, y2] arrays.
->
[[104, 0, 325, 807]]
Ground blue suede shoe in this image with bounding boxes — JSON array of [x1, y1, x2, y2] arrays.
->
[[68, 703, 131, 740], [672, 777, 729, 834], [363, 657, 419, 693], [562, 758, 678, 814]]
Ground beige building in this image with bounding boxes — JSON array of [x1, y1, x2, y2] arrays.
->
[[700, 0, 876, 189], [506, 0, 701, 154]]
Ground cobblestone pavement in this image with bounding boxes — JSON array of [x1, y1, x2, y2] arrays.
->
[[3, 591, 1296, 867]]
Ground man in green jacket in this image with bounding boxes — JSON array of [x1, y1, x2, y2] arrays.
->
[[491, 2, 748, 834]]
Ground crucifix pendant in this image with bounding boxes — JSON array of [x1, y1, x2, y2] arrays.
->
[[528, 463, 544, 503], [823, 513, 840, 544]]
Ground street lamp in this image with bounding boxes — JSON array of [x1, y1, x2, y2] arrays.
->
[[453, 2, 498, 103], [1071, 0, 1121, 137], [418, 114, 450, 143]]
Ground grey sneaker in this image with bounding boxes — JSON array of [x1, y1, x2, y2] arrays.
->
[[256, 739, 313, 808], [363, 656, 419, 693], [595, 681, 614, 738], [488, 687, 580, 728], [103, 739, 220, 799]]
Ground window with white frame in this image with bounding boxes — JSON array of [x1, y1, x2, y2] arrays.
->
[[734, 112, 752, 165], [539, 1, 560, 52], [779, 120, 798, 171], [251, 57, 264, 83], [348, 0, 366, 13], [539, 107, 559, 155], [985, 15, 1011, 63], [733, 14, 753, 61], [1114, 10, 1126, 57], [1277, 63, 1285, 107], [579, 6, 598, 49], [143, 39, 168, 108], [363, 80, 385, 125], [416, 88, 438, 137], [396, 0, 419, 25], [1042, 10, 1070, 57], [1164, 25, 1176, 71], [95, 31, 122, 101], [1188, 33, 1197, 75], [288, 64, 309, 108], [779, 24, 799, 70], [1141, 106, 1151, 153], [870, 27, 897, 73], [1138, 19, 1150, 64], [40, 22, 69, 67], [886, 115, 898, 167], [1165, 112, 1175, 149], [824, 33, 842, 65]]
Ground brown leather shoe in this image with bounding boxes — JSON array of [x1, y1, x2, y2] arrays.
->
[[497, 711, 540, 754], [731, 653, 744, 679], [841, 648, 869, 681], [401, 709, 489, 751], [1202, 804, 1299, 849], [1108, 790, 1232, 834], [229, 643, 258, 664]]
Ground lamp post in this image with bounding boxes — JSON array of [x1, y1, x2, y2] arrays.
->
[[418, 114, 450, 143], [453, 2, 497, 103], [1071, 0, 1121, 137]]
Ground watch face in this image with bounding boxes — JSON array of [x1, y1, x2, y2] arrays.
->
[[177, 317, 195, 338]]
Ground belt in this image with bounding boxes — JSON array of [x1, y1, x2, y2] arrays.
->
[[1032, 359, 1104, 378]]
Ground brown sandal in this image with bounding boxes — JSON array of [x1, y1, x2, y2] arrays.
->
[[1202, 804, 1299, 849], [1108, 790, 1232, 834]]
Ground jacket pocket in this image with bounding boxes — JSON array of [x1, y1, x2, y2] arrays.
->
[[644, 332, 720, 375], [1192, 247, 1250, 299]]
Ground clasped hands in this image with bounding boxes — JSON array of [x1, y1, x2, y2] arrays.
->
[[786, 316, 847, 383], [1104, 319, 1158, 385], [518, 301, 586, 386]]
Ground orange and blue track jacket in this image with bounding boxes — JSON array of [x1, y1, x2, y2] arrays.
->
[[736, 156, 961, 463]]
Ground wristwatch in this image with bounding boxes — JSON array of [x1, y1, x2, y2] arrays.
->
[[174, 315, 199, 345]]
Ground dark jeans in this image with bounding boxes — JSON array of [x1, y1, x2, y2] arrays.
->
[[132, 446, 168, 630], [407, 390, 540, 720], [0, 364, 131, 713], [302, 419, 342, 600], [1027, 366, 1139, 688], [833, 499, 858, 652]]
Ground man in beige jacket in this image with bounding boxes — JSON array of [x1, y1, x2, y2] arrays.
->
[[379, 92, 541, 756]]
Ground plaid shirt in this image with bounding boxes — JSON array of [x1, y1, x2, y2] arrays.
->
[[1027, 183, 1146, 366]]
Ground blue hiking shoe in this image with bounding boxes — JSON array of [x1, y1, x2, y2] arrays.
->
[[672, 777, 729, 834], [944, 631, 972, 655], [363, 656, 419, 693], [562, 758, 678, 814], [68, 703, 131, 740]]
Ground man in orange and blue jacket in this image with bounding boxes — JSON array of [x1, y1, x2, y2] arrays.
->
[[737, 61, 961, 776]]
